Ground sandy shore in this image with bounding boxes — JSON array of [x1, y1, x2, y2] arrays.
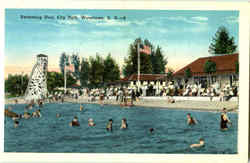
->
[[5, 96, 238, 112]]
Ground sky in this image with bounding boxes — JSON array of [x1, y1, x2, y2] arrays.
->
[[5, 9, 239, 78]]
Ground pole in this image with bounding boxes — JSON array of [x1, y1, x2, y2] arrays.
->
[[137, 42, 140, 92], [21, 71, 23, 95], [64, 56, 67, 95]]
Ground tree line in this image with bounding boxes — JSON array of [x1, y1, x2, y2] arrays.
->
[[5, 26, 238, 96]]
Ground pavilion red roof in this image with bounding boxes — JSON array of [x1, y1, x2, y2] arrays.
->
[[173, 53, 238, 77]]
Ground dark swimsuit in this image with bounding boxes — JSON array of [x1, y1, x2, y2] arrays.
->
[[188, 117, 196, 125], [220, 114, 228, 129], [72, 121, 80, 126]]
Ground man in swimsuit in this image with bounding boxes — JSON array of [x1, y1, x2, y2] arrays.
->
[[187, 113, 197, 125]]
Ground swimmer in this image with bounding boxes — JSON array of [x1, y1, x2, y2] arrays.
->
[[23, 112, 31, 119], [149, 128, 154, 133], [187, 113, 197, 125], [106, 119, 113, 132], [88, 118, 96, 126], [56, 113, 61, 118], [190, 138, 205, 148], [14, 121, 19, 128], [69, 116, 80, 127], [220, 108, 231, 131], [120, 118, 128, 129], [7, 106, 12, 111], [80, 105, 84, 111], [36, 109, 42, 117]]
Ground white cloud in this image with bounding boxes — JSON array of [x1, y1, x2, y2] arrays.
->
[[166, 16, 207, 25], [226, 16, 238, 24], [191, 16, 208, 21], [57, 19, 79, 25]]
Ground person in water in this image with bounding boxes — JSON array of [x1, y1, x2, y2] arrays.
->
[[220, 108, 231, 130], [106, 119, 113, 131], [120, 118, 128, 129], [187, 113, 197, 125], [23, 112, 31, 119], [88, 118, 96, 126], [149, 128, 154, 133], [14, 121, 19, 128], [80, 105, 84, 111], [56, 113, 61, 118], [190, 138, 205, 148], [70, 116, 80, 127]]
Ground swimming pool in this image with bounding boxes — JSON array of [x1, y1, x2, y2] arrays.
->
[[4, 103, 238, 153]]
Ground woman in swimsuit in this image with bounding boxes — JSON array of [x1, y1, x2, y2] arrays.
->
[[187, 113, 197, 125], [106, 119, 113, 132], [120, 118, 128, 129], [70, 116, 80, 127], [220, 108, 231, 130]]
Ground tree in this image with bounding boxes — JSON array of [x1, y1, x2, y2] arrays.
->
[[204, 60, 216, 86], [166, 67, 174, 81], [47, 71, 77, 93], [122, 38, 154, 77], [184, 68, 192, 79], [79, 57, 90, 87], [59, 52, 70, 74], [5, 74, 29, 97], [47, 71, 64, 92], [71, 54, 81, 80], [151, 46, 167, 74], [208, 26, 237, 55], [103, 54, 120, 83], [89, 55, 105, 88]]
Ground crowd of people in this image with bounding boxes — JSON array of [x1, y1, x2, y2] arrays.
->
[[48, 80, 238, 105], [5, 80, 236, 150]]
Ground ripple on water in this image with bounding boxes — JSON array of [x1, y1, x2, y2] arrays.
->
[[4, 103, 238, 153]]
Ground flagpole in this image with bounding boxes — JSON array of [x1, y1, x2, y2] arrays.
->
[[137, 42, 140, 92], [64, 55, 67, 95]]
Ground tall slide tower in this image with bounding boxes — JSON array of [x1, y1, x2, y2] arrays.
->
[[25, 54, 48, 101]]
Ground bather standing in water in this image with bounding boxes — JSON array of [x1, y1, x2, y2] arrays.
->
[[220, 108, 231, 130], [187, 113, 197, 125], [14, 121, 19, 128], [120, 118, 128, 129], [70, 116, 80, 127], [80, 105, 84, 111], [88, 118, 96, 126], [106, 119, 113, 132]]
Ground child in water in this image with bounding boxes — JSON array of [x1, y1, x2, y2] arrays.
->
[[69, 116, 80, 126], [190, 138, 205, 148], [120, 118, 128, 129], [187, 113, 197, 125], [106, 119, 113, 131]]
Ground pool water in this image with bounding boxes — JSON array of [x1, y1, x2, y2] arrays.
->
[[4, 103, 238, 153]]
